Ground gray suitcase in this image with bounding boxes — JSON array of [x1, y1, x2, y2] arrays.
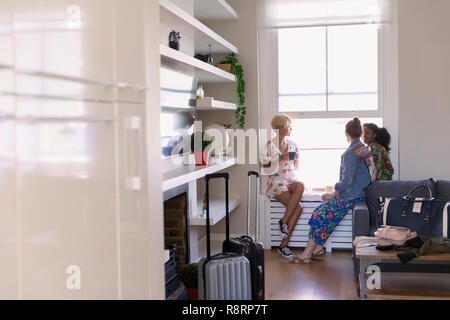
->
[[198, 173, 252, 300]]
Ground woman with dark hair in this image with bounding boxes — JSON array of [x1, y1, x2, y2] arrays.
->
[[363, 123, 394, 181], [291, 118, 376, 263]]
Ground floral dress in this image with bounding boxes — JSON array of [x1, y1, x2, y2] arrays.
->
[[370, 142, 393, 181], [260, 138, 300, 199], [308, 195, 365, 246]]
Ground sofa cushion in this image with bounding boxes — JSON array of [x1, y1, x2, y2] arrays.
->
[[436, 180, 450, 201], [364, 179, 436, 234]]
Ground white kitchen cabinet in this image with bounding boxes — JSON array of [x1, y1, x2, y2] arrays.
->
[[0, 0, 163, 299]]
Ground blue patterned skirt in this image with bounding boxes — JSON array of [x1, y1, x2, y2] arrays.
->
[[308, 195, 365, 246]]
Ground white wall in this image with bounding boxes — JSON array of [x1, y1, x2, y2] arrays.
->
[[398, 0, 450, 180], [198, 0, 261, 238]]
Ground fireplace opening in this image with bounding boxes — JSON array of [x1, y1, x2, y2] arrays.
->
[[163, 192, 189, 265], [163, 191, 190, 299]]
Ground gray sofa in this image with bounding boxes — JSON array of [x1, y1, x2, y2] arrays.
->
[[352, 179, 450, 276]]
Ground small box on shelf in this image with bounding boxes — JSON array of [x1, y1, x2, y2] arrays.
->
[[215, 63, 232, 73]]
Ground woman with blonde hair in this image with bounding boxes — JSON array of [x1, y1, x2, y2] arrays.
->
[[292, 117, 376, 264], [261, 113, 304, 259]]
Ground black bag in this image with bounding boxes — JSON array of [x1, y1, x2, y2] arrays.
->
[[381, 185, 450, 237]]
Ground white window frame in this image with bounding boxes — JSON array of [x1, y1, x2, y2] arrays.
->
[[273, 23, 384, 121], [258, 18, 399, 188]]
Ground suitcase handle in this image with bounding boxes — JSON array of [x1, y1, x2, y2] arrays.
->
[[210, 252, 239, 260], [205, 173, 230, 260], [248, 171, 259, 177], [247, 171, 260, 241], [206, 173, 229, 181]]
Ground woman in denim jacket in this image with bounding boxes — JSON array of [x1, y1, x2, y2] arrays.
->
[[292, 118, 376, 264]]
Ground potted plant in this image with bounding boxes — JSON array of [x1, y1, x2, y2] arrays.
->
[[168, 31, 181, 51], [191, 131, 213, 166], [180, 263, 198, 300]]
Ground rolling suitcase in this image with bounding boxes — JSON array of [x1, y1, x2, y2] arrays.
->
[[198, 173, 252, 300], [222, 171, 265, 300]]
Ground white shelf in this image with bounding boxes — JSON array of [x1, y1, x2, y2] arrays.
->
[[196, 97, 237, 111], [194, 0, 237, 21], [159, 0, 238, 54], [191, 195, 241, 226], [160, 45, 235, 83], [162, 156, 238, 192]]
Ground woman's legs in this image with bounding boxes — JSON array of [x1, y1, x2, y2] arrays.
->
[[298, 197, 353, 260], [275, 182, 304, 224], [280, 203, 303, 248], [275, 183, 304, 248], [298, 240, 317, 260]]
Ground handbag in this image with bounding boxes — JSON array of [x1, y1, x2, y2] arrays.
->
[[379, 185, 450, 237]]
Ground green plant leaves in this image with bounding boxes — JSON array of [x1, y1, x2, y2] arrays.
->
[[180, 263, 198, 289], [225, 53, 246, 129], [191, 131, 213, 152]]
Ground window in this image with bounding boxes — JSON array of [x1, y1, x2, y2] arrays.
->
[[160, 68, 196, 157], [290, 118, 382, 190], [278, 24, 378, 112], [277, 24, 381, 190]]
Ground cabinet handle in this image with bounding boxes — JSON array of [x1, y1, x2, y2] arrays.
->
[[125, 116, 142, 191]]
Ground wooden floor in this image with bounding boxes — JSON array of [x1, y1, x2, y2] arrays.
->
[[265, 249, 360, 300]]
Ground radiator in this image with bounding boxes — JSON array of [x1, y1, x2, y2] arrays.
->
[[266, 196, 353, 252]]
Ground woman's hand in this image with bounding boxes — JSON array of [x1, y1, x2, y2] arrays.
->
[[322, 192, 338, 202], [279, 151, 289, 162]]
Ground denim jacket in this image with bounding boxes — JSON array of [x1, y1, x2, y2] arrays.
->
[[334, 139, 371, 201]]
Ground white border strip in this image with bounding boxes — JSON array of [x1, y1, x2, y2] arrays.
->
[[383, 198, 392, 225], [444, 203, 449, 238]]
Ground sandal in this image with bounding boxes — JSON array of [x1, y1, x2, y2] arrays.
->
[[289, 256, 311, 264], [311, 248, 325, 260]]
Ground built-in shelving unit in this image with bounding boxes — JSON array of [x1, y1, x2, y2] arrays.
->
[[193, 0, 238, 21], [191, 195, 241, 226], [196, 97, 237, 111], [159, 0, 238, 54], [159, 0, 240, 263], [160, 45, 235, 83]]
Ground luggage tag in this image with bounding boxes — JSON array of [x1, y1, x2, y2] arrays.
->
[[413, 198, 424, 214]]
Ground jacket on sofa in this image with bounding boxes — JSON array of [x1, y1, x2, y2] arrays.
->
[[377, 235, 450, 264]]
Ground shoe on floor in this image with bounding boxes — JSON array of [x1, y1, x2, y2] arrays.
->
[[278, 219, 288, 239], [277, 246, 294, 259]]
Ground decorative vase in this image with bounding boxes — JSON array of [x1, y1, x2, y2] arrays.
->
[[169, 41, 180, 51], [168, 31, 181, 51], [196, 85, 204, 100], [207, 44, 214, 65], [194, 151, 210, 166], [186, 287, 198, 300]]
